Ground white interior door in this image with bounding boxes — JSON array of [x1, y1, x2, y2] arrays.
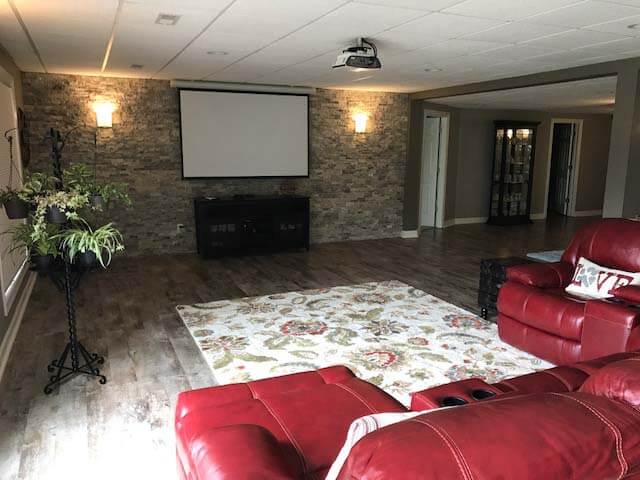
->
[[420, 116, 441, 228]]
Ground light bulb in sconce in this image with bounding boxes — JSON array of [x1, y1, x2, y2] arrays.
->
[[353, 113, 368, 133], [93, 101, 116, 128]]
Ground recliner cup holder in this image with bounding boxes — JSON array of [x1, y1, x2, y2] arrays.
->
[[470, 389, 497, 400], [440, 396, 468, 407]]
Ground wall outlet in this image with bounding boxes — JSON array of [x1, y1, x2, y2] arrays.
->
[[176, 223, 185, 234]]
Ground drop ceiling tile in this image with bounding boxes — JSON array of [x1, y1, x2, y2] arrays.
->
[[11, 0, 118, 35], [207, 13, 302, 39], [0, 2, 43, 71], [583, 14, 640, 35], [127, 0, 232, 9], [387, 12, 506, 41], [225, 0, 347, 21], [191, 29, 270, 51], [108, 2, 225, 73], [604, 0, 640, 6], [373, 29, 449, 50], [353, 0, 465, 10], [463, 22, 574, 43], [159, 45, 250, 79], [472, 43, 559, 61], [524, 48, 608, 66], [573, 36, 640, 54], [522, 29, 626, 49], [528, 0, 640, 28], [293, 2, 429, 39], [423, 38, 506, 57], [0, 40, 42, 72], [443, 0, 580, 21]]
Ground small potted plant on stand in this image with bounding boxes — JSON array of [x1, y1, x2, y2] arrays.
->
[[39, 190, 89, 224], [63, 164, 131, 210], [57, 221, 124, 268], [8, 222, 60, 270]]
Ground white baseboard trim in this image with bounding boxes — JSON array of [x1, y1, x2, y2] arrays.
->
[[0, 272, 36, 384], [530, 212, 546, 220], [571, 209, 602, 217], [442, 217, 487, 228], [453, 216, 488, 225], [400, 230, 419, 239]]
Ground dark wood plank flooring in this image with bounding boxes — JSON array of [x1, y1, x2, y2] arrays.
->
[[0, 215, 595, 479]]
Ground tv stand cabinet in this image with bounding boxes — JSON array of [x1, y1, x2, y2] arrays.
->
[[194, 196, 310, 259]]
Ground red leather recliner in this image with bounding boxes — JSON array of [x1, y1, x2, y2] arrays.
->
[[175, 351, 640, 480], [497, 218, 640, 365]]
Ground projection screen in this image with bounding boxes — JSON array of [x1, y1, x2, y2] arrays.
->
[[179, 90, 309, 178]]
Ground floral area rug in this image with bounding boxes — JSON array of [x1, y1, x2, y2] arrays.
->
[[176, 280, 552, 405]]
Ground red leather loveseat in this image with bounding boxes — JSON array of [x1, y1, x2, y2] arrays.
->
[[175, 350, 640, 479], [497, 218, 640, 365]]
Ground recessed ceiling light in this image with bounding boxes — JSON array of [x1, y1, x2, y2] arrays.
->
[[155, 13, 181, 25], [627, 23, 640, 29], [206, 50, 228, 56], [424, 68, 443, 72], [130, 64, 144, 69]]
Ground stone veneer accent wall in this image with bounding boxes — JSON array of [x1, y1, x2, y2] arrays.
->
[[21, 73, 408, 255]]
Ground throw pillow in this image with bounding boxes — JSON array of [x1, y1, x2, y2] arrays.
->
[[565, 257, 640, 299]]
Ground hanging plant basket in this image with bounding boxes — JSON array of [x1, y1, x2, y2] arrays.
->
[[77, 251, 97, 268], [46, 206, 67, 224], [31, 253, 54, 271], [3, 198, 29, 219], [91, 194, 104, 209]]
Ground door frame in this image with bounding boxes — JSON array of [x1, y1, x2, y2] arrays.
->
[[418, 109, 449, 230], [543, 118, 583, 217]]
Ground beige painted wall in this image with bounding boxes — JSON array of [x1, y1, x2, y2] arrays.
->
[[451, 109, 612, 219], [402, 103, 613, 228], [0, 44, 27, 353], [0, 44, 22, 106]]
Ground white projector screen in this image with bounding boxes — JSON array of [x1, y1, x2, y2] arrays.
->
[[179, 90, 309, 178]]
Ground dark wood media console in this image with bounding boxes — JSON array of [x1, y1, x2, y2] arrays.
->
[[194, 196, 310, 259]]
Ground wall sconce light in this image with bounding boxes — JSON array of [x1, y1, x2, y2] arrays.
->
[[353, 113, 368, 133], [93, 101, 116, 128], [506, 128, 513, 139]]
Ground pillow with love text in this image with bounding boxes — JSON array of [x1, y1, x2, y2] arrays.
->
[[565, 257, 640, 299]]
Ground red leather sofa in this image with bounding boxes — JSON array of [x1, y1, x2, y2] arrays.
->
[[175, 350, 640, 480], [497, 218, 640, 365]]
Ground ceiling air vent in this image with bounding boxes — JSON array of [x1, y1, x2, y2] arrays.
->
[[155, 13, 181, 26]]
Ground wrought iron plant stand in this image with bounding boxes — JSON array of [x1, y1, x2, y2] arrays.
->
[[42, 128, 106, 394]]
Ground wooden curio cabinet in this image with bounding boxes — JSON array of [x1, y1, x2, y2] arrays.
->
[[488, 121, 539, 225]]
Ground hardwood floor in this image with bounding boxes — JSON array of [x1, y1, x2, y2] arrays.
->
[[0, 215, 595, 479]]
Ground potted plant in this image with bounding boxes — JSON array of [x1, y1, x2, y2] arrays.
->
[[95, 182, 131, 209], [58, 221, 124, 268], [21, 172, 57, 202], [64, 164, 131, 209], [8, 222, 59, 270], [0, 187, 29, 219], [39, 190, 89, 224]]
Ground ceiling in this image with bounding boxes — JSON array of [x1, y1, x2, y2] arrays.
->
[[429, 76, 617, 113], [1, 0, 640, 92]]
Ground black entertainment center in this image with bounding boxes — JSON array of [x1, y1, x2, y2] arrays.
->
[[194, 196, 310, 258]]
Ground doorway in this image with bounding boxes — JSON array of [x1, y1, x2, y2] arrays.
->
[[419, 111, 448, 229], [545, 119, 582, 216]]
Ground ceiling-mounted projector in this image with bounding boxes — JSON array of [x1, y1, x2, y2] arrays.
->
[[332, 38, 381, 70]]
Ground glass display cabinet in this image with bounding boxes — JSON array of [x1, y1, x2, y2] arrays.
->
[[488, 121, 539, 225]]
